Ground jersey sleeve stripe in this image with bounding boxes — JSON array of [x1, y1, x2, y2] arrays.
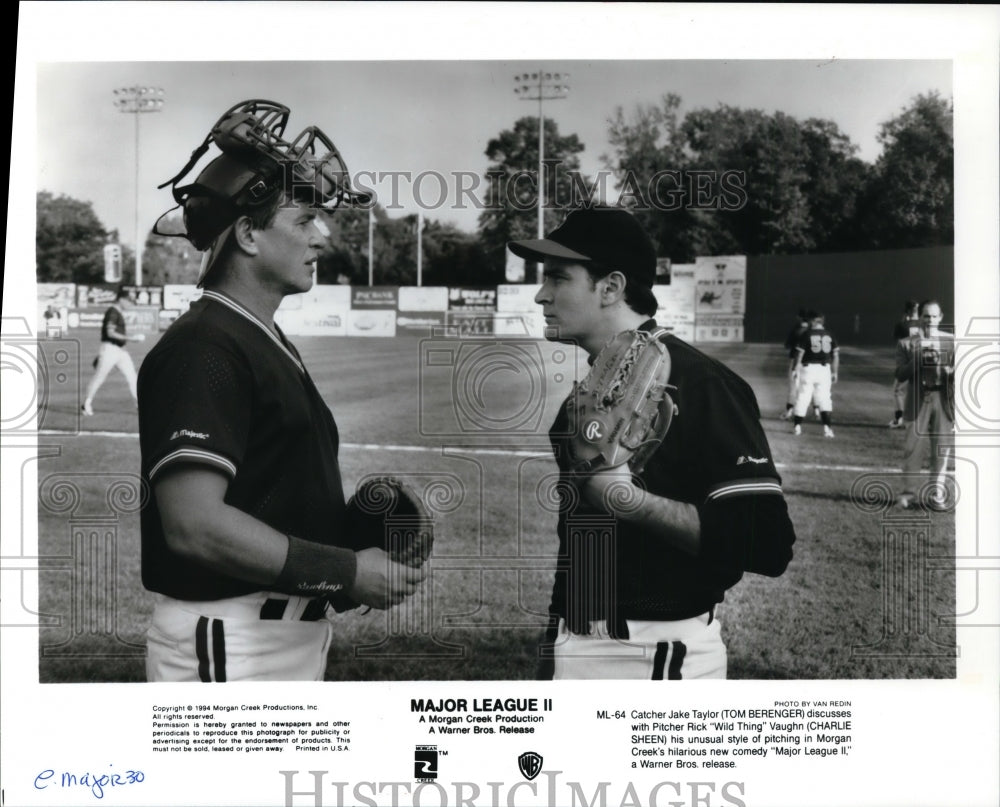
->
[[705, 479, 784, 502], [148, 447, 238, 481]]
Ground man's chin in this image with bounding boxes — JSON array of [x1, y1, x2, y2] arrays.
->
[[543, 327, 574, 344]]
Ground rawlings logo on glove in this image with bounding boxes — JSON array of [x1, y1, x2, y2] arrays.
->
[[563, 329, 677, 474]]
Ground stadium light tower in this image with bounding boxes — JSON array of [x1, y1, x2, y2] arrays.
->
[[113, 85, 165, 287], [513, 70, 570, 242]]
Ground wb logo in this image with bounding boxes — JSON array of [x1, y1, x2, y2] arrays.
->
[[415, 746, 438, 781], [518, 751, 542, 781]]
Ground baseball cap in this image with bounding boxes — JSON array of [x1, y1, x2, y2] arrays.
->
[[507, 206, 656, 287]]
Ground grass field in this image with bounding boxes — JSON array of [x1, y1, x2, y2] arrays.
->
[[34, 328, 956, 683]]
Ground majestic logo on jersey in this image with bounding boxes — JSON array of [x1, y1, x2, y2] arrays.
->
[[170, 429, 210, 441], [518, 751, 543, 781], [414, 746, 439, 781], [736, 455, 769, 465], [583, 421, 603, 442]]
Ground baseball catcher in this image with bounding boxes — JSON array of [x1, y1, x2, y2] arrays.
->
[[139, 99, 426, 683], [561, 328, 677, 475], [328, 477, 434, 612]]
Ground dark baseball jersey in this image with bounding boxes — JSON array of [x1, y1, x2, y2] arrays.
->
[[795, 326, 838, 366], [548, 320, 795, 634], [784, 321, 808, 358], [138, 290, 348, 601], [101, 306, 127, 346]]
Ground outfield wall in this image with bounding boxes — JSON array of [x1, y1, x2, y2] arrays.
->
[[744, 246, 955, 345], [36, 244, 954, 345]]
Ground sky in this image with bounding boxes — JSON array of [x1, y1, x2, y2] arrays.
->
[[35, 58, 952, 249]]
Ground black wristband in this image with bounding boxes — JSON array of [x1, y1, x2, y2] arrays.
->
[[271, 535, 358, 597]]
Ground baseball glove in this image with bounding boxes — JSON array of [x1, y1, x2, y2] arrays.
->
[[327, 477, 433, 613], [561, 329, 676, 475]]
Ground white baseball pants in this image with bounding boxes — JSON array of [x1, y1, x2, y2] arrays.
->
[[548, 613, 726, 680], [146, 593, 333, 682], [794, 364, 832, 416]]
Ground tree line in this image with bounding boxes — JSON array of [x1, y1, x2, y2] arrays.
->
[[36, 92, 951, 286]]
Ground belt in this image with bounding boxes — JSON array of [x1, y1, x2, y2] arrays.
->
[[566, 607, 715, 638], [156, 592, 328, 622], [261, 597, 328, 621]]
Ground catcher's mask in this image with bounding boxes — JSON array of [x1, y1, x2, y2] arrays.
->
[[153, 99, 373, 286]]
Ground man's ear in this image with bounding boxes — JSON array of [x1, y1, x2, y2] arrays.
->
[[600, 270, 627, 304], [231, 215, 258, 257]]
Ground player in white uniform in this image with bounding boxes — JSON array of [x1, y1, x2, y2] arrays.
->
[[791, 311, 839, 438], [81, 289, 145, 415]]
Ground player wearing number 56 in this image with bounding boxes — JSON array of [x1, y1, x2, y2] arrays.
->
[[508, 206, 796, 680], [137, 100, 425, 682], [790, 311, 840, 438]]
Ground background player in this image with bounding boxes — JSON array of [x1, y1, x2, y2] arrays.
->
[[791, 310, 839, 437], [895, 300, 954, 510], [509, 206, 796, 680], [81, 287, 145, 416], [780, 308, 823, 421], [138, 100, 424, 682], [890, 300, 921, 428], [779, 309, 809, 420]]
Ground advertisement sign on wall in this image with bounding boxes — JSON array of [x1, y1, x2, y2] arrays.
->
[[280, 284, 352, 314], [398, 286, 448, 312], [653, 265, 696, 340], [123, 308, 160, 335], [352, 286, 399, 309], [694, 255, 747, 314], [493, 311, 546, 338], [163, 284, 203, 313], [448, 287, 496, 311], [37, 283, 76, 307], [396, 311, 447, 333], [121, 285, 164, 307], [308, 284, 352, 310], [695, 314, 745, 342], [346, 309, 397, 337], [445, 310, 495, 336], [37, 283, 75, 334], [300, 309, 349, 336], [65, 310, 105, 329], [275, 307, 350, 336], [75, 284, 119, 308], [497, 284, 542, 312]]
